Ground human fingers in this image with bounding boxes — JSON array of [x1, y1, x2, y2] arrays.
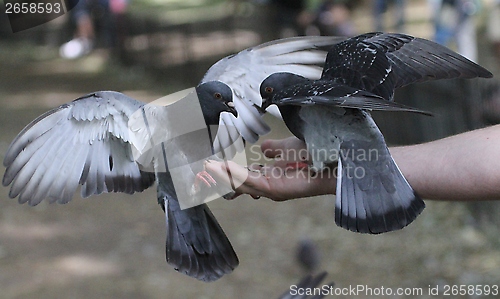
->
[[204, 160, 266, 199]]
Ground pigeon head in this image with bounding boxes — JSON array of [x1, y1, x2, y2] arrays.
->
[[260, 72, 309, 108], [196, 81, 236, 125]]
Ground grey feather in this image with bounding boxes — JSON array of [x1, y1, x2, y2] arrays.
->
[[335, 136, 424, 234], [3, 91, 154, 205], [158, 172, 238, 282]]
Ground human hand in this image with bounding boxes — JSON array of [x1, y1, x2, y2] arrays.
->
[[205, 136, 337, 201]]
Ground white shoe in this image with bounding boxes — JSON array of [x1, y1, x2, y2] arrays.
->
[[59, 38, 93, 59]]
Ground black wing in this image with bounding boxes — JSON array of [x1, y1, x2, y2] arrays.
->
[[274, 80, 432, 115], [322, 32, 493, 100]]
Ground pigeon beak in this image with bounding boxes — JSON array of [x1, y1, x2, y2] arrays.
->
[[254, 103, 267, 114], [226, 101, 237, 116], [261, 98, 271, 110]]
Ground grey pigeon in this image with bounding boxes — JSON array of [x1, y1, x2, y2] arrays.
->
[[2, 82, 239, 282], [260, 32, 493, 234]]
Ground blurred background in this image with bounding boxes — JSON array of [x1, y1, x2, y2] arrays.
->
[[1, 0, 500, 298]]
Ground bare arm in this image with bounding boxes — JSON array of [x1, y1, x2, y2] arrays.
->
[[206, 124, 500, 201], [390, 124, 500, 201]]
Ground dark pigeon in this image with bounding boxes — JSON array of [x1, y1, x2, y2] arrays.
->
[[260, 32, 492, 234]]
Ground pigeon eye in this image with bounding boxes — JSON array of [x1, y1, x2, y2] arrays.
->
[[265, 87, 274, 93], [214, 93, 222, 99]]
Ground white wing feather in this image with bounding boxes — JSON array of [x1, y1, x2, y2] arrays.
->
[[201, 36, 347, 152], [2, 91, 155, 206]]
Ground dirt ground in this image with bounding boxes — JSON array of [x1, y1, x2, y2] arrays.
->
[[1, 37, 500, 299]]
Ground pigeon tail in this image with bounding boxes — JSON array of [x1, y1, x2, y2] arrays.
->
[[334, 139, 425, 234], [157, 172, 239, 282]]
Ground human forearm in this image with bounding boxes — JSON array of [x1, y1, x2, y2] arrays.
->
[[207, 125, 500, 202], [390, 124, 500, 201]]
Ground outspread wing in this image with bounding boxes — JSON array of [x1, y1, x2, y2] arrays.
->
[[2, 91, 155, 206], [322, 32, 493, 100], [202, 36, 347, 146]]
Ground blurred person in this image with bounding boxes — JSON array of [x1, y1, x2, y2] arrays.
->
[[270, 0, 307, 37], [372, 0, 406, 32], [60, 0, 128, 59], [205, 124, 500, 202], [430, 0, 479, 62], [310, 0, 356, 37], [487, 0, 500, 61]]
